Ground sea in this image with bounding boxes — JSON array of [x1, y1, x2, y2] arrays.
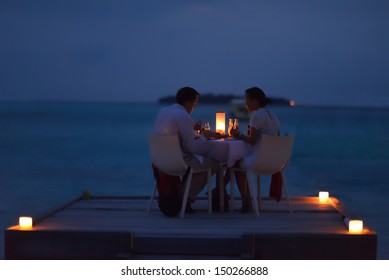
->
[[1, 101, 388, 259]]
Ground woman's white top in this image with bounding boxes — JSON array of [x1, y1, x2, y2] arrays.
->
[[242, 107, 280, 169]]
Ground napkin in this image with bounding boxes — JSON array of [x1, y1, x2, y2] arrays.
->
[[269, 171, 283, 202]]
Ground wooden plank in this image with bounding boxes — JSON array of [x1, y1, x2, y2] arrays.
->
[[31, 212, 347, 234], [17, 198, 369, 235], [4, 196, 377, 260], [250, 232, 377, 260], [133, 236, 243, 257], [5, 230, 133, 260]]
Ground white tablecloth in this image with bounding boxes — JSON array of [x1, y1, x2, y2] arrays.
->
[[208, 139, 245, 167]]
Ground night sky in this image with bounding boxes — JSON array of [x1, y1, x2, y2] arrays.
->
[[1, 0, 388, 106]]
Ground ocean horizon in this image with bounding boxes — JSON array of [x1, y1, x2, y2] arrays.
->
[[1, 101, 388, 259]]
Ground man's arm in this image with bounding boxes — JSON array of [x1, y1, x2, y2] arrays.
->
[[177, 113, 209, 155]]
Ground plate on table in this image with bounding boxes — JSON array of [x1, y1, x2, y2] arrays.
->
[[217, 133, 228, 139], [208, 138, 223, 142], [224, 137, 239, 141]]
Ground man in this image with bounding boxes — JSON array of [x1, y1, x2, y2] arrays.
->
[[154, 86, 219, 213]]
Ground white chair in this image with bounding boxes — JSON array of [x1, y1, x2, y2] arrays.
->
[[147, 134, 213, 218], [229, 134, 295, 216]]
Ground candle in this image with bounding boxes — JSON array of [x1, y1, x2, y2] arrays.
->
[[348, 220, 363, 233], [318, 191, 329, 203], [19, 216, 33, 230], [216, 111, 226, 134]]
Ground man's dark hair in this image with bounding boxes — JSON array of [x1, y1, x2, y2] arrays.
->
[[176, 87, 200, 105], [245, 87, 271, 107]]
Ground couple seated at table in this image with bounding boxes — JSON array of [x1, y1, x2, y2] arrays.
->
[[153, 86, 280, 214]]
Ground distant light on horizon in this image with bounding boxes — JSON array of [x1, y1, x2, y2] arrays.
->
[[289, 100, 295, 107]]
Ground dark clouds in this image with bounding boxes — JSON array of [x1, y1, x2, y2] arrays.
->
[[0, 0, 388, 106]]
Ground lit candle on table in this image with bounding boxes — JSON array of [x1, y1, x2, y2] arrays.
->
[[216, 112, 226, 134]]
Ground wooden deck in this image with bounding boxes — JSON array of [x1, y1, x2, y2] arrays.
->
[[4, 196, 377, 260]]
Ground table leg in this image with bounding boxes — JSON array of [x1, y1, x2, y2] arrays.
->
[[220, 169, 224, 213], [216, 165, 224, 213]]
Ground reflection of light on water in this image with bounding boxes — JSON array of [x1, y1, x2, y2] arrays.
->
[[289, 100, 295, 107]]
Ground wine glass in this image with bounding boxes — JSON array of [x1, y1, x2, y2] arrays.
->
[[204, 122, 210, 131]]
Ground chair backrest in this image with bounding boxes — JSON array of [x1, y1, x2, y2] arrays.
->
[[148, 134, 188, 176], [250, 134, 295, 175]]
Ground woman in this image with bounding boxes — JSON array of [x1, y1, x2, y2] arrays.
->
[[229, 87, 281, 213]]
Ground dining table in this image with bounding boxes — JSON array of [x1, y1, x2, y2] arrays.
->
[[207, 138, 246, 212]]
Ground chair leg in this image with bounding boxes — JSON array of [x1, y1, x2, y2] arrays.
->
[[281, 171, 292, 213], [207, 169, 212, 214], [229, 168, 235, 213], [256, 175, 261, 211], [248, 173, 260, 216], [180, 168, 193, 218], [147, 181, 158, 214], [218, 164, 225, 212]]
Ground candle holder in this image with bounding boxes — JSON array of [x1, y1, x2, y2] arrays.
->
[[216, 111, 226, 134], [318, 191, 329, 203], [349, 220, 364, 233], [19, 216, 33, 230]]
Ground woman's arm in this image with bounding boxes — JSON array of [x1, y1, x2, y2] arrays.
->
[[239, 126, 258, 145], [230, 126, 258, 145]]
